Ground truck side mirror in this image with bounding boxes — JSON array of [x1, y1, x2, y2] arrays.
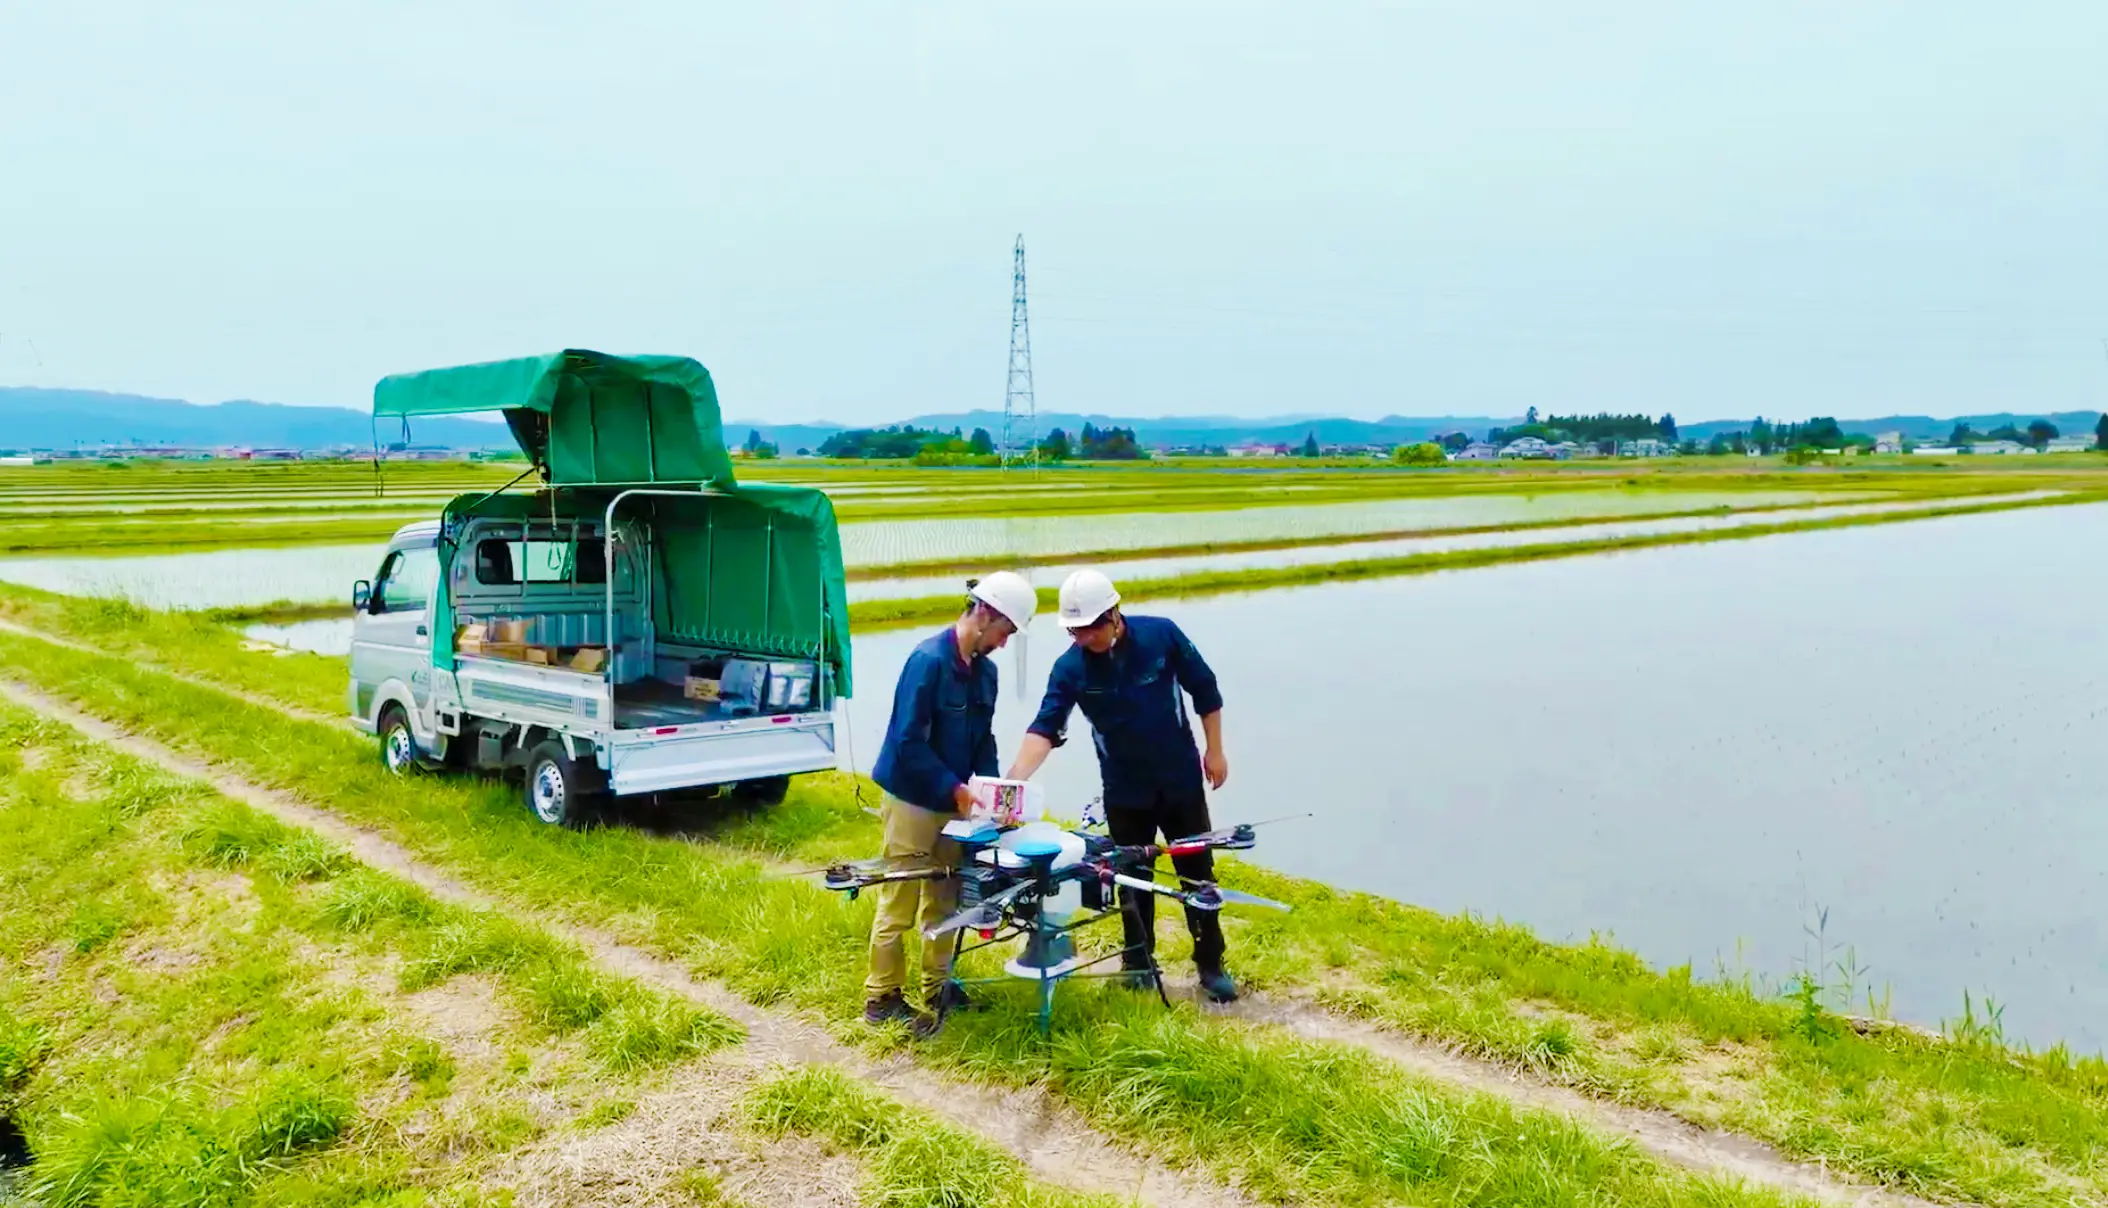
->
[[352, 580, 371, 612]]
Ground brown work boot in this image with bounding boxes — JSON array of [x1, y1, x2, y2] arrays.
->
[[862, 991, 912, 1026], [907, 1009, 945, 1041]]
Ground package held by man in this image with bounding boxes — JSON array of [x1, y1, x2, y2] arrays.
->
[[966, 776, 1044, 827]]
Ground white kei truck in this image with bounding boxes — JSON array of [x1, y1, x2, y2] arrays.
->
[[348, 350, 853, 826]]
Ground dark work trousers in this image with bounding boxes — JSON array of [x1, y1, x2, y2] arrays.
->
[[1105, 788, 1227, 971]]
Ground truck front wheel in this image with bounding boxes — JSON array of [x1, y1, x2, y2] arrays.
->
[[524, 740, 600, 828]]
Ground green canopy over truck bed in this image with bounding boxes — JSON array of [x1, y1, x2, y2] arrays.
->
[[375, 350, 851, 695]]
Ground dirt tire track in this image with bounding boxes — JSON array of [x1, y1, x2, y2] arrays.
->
[[1227, 994, 1959, 1208], [0, 617, 350, 729], [0, 678, 1246, 1208]]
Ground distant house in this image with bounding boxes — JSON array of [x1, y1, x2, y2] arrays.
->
[[1874, 431, 1904, 454], [1617, 438, 1673, 458], [1227, 442, 1289, 458], [1499, 436, 1554, 459], [0, 455, 48, 467], [1453, 441, 1500, 461], [1911, 446, 1958, 456], [1969, 440, 2033, 456], [2045, 435, 2095, 453]]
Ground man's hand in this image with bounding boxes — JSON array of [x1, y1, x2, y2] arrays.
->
[[1006, 732, 1055, 782], [1202, 746, 1229, 790], [952, 783, 976, 816]]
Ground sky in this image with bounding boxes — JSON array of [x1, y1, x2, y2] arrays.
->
[[3, 1, 2105, 426]]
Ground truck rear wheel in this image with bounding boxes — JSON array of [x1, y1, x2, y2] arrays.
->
[[379, 707, 419, 776], [732, 775, 790, 806], [524, 740, 600, 828]]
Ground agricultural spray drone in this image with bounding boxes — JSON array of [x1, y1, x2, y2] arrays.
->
[[806, 813, 1297, 1035]]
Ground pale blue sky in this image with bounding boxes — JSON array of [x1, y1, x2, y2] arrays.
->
[[3, 1, 2104, 424]]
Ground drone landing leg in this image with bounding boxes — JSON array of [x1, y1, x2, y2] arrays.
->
[[1151, 953, 1171, 1009], [1036, 974, 1055, 1038]]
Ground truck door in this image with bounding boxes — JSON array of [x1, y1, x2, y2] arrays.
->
[[351, 543, 440, 725]]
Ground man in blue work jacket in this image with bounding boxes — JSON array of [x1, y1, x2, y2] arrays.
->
[[1005, 569, 1237, 1003], [865, 571, 1037, 1037]]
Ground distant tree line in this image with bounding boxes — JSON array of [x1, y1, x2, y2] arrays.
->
[[818, 424, 999, 461], [1485, 407, 1680, 450], [1947, 420, 2060, 448], [1037, 423, 1146, 461]]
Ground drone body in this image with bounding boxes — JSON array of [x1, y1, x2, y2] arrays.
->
[[811, 813, 1294, 1034]]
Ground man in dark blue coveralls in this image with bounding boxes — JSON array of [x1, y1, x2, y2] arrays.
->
[[1005, 569, 1238, 1003]]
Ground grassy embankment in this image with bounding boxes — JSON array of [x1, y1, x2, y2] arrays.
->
[[0, 624, 1832, 1208], [0, 595, 2102, 1206], [0, 700, 745, 1204]]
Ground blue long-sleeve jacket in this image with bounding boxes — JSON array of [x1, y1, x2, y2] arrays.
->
[[871, 627, 999, 813], [1026, 614, 1223, 805]]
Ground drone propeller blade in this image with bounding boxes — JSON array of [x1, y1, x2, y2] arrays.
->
[[1212, 886, 1292, 912], [1168, 812, 1312, 850], [927, 903, 1002, 938], [1179, 880, 1292, 913], [775, 855, 927, 879], [925, 879, 1033, 937], [809, 857, 954, 892], [1170, 873, 1292, 913]]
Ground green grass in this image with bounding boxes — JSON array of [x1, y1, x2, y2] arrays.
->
[[746, 1065, 1133, 1208], [0, 630, 1831, 1208], [0, 630, 2095, 1206], [0, 701, 740, 1206]]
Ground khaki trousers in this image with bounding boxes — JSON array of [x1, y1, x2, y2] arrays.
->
[[863, 795, 962, 1004]]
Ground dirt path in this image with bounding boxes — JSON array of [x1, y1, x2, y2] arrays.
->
[[1228, 995, 1955, 1208], [0, 679, 1248, 1208]]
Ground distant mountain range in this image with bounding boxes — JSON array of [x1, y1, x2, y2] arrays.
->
[[2, 386, 2099, 453], [0, 388, 515, 451]]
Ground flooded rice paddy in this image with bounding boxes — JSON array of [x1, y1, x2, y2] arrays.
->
[[0, 488, 1854, 609], [845, 492, 2056, 601]]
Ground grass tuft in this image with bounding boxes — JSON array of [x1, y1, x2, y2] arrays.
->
[[522, 963, 622, 1030], [584, 997, 743, 1073], [181, 801, 345, 882], [399, 918, 540, 990], [318, 869, 435, 933]]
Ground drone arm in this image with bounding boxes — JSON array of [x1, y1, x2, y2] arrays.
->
[[1110, 872, 1196, 902]]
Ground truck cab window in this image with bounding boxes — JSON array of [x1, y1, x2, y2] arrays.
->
[[376, 547, 438, 613], [474, 537, 603, 585]]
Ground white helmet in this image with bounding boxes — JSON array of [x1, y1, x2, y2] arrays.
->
[[968, 571, 1037, 630], [1057, 569, 1121, 629]]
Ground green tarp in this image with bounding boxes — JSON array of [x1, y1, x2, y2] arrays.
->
[[375, 350, 735, 487], [383, 350, 851, 696]]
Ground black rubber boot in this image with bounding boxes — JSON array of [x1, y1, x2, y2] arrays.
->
[[929, 980, 975, 1016], [1198, 966, 1239, 1004]]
